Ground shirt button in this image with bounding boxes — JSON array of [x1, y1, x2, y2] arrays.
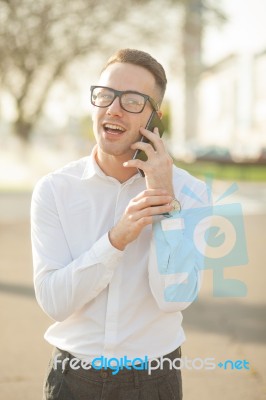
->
[[100, 370, 108, 379]]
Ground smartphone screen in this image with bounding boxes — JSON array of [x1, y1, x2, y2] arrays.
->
[[133, 111, 165, 176]]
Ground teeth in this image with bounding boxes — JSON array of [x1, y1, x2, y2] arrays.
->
[[104, 124, 125, 132]]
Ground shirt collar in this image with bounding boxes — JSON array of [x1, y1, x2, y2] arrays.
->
[[81, 145, 103, 180]]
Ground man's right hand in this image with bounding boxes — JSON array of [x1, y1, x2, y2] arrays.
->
[[108, 189, 173, 250]]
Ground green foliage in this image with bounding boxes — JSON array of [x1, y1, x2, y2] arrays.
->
[[175, 160, 266, 181], [161, 102, 171, 136], [80, 116, 95, 143]]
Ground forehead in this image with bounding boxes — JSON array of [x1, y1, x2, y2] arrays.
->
[[98, 62, 156, 96]]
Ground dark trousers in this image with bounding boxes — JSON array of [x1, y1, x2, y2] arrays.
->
[[43, 346, 183, 400]]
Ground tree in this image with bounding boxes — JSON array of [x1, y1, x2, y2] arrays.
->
[[181, 0, 226, 141], [0, 0, 137, 141], [0, 0, 226, 143]]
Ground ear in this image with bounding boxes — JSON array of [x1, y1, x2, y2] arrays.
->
[[157, 110, 163, 119]]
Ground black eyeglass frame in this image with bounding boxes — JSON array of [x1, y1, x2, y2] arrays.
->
[[90, 85, 159, 114]]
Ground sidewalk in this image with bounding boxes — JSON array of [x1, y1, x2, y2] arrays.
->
[[0, 184, 265, 399], [181, 211, 266, 399]]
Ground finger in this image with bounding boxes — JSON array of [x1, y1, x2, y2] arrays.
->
[[123, 158, 146, 170], [131, 194, 172, 210], [130, 141, 155, 158], [153, 127, 160, 137], [139, 127, 165, 153], [134, 189, 169, 199], [137, 202, 173, 218]]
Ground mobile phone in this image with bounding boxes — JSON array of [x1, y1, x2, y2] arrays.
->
[[133, 111, 165, 177]]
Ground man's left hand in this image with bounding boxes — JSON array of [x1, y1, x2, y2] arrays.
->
[[123, 127, 174, 197]]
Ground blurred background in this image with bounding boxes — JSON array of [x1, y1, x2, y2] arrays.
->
[[0, 0, 265, 399]]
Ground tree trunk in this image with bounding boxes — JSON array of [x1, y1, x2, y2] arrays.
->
[[14, 119, 33, 142], [182, 0, 203, 141]]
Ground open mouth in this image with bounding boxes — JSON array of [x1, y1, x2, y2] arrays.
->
[[103, 123, 126, 135]]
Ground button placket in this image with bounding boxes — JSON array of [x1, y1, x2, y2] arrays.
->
[[103, 184, 125, 355]]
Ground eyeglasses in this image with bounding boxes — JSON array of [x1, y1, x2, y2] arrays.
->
[[90, 86, 159, 114]]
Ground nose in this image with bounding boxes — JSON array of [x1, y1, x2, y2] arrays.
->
[[106, 96, 123, 117]]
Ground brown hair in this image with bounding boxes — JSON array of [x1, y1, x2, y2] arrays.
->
[[101, 48, 167, 103]]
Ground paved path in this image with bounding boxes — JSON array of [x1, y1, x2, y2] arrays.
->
[[0, 182, 265, 399]]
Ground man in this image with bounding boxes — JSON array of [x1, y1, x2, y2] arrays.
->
[[31, 48, 208, 400]]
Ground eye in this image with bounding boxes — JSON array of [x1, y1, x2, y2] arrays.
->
[[97, 92, 113, 100], [122, 93, 144, 107], [125, 97, 141, 105], [93, 89, 114, 105]]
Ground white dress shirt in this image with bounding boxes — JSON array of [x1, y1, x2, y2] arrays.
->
[[31, 146, 208, 362]]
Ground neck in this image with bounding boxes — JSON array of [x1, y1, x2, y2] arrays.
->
[[95, 147, 137, 183]]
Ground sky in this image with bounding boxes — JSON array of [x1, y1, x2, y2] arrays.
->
[[204, 0, 266, 64]]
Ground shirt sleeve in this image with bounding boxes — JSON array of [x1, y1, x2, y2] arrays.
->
[[31, 176, 123, 322], [148, 182, 211, 312]]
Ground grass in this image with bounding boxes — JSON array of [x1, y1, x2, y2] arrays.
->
[[0, 160, 265, 194], [174, 160, 266, 181]]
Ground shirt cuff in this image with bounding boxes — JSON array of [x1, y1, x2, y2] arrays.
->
[[92, 232, 123, 267]]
